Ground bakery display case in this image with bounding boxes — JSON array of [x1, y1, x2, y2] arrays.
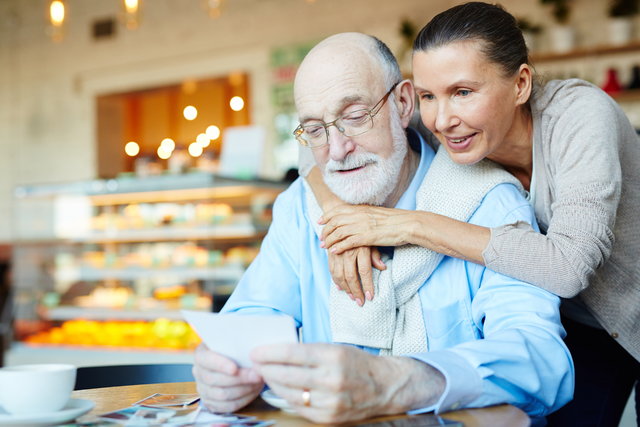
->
[[11, 173, 287, 357]]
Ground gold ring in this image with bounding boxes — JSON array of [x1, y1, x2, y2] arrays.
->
[[301, 389, 311, 407]]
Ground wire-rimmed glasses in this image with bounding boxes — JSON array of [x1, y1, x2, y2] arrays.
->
[[293, 82, 400, 148]]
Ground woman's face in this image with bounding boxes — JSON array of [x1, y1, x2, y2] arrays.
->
[[413, 41, 527, 165]]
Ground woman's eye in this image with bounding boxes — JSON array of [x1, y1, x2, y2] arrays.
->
[[421, 94, 435, 101], [457, 90, 470, 97]]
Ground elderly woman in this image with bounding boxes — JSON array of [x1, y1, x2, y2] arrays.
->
[[300, 3, 640, 426]]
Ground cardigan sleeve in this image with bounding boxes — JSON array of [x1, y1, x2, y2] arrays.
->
[[482, 84, 623, 298]]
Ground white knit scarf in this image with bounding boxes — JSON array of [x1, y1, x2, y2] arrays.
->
[[304, 146, 524, 355]]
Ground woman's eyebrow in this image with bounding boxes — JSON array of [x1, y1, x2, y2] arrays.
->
[[414, 80, 481, 94]]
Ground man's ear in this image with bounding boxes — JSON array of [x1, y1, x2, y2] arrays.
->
[[394, 79, 415, 129]]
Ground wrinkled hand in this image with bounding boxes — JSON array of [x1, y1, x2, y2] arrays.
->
[[251, 344, 421, 424], [193, 343, 264, 413], [328, 246, 386, 306], [320, 205, 417, 254], [251, 343, 442, 424]]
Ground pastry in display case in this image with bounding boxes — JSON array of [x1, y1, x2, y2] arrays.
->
[[12, 173, 287, 355]]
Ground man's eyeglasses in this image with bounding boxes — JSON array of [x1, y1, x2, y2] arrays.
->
[[293, 82, 400, 149]]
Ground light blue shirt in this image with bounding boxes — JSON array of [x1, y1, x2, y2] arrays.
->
[[223, 131, 574, 424]]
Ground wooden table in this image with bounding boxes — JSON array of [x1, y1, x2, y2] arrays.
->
[[72, 382, 530, 427]]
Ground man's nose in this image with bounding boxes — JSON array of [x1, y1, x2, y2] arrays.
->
[[327, 125, 356, 162], [435, 101, 460, 132]]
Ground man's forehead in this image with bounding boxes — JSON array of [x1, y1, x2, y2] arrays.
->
[[294, 56, 384, 122], [296, 79, 378, 121]]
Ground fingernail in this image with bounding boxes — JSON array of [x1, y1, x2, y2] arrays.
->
[[336, 284, 342, 291], [317, 217, 323, 224], [320, 242, 325, 248], [330, 248, 336, 253], [248, 371, 260, 382], [348, 293, 355, 301], [356, 298, 363, 307], [365, 291, 372, 301]]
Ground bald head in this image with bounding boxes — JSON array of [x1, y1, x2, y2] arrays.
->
[[294, 33, 401, 116]]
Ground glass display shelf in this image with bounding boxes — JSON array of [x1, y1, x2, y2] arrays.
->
[[12, 172, 288, 352]]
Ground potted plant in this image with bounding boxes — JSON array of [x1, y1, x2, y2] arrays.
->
[[517, 17, 543, 52], [398, 19, 417, 76], [540, 0, 575, 53], [608, 0, 639, 45]]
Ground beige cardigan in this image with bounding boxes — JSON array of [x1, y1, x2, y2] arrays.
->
[[298, 79, 640, 361], [482, 79, 640, 361]]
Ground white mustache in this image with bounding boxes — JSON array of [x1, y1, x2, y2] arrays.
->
[[325, 152, 379, 173]]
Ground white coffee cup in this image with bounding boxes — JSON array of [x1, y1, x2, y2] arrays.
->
[[0, 364, 77, 415]]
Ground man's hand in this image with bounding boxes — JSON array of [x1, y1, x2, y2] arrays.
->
[[251, 343, 446, 424], [193, 343, 264, 413], [328, 246, 387, 306]]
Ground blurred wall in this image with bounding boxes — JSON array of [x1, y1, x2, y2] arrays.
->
[[2, 0, 640, 244]]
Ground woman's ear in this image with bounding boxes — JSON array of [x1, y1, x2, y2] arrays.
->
[[395, 79, 416, 128], [515, 64, 533, 107]]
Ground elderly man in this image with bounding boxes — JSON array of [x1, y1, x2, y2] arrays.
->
[[193, 33, 573, 425]]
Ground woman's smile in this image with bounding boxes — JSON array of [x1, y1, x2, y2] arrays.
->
[[444, 133, 478, 151]]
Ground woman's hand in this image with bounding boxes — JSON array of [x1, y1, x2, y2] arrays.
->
[[320, 205, 418, 254], [329, 246, 386, 306]]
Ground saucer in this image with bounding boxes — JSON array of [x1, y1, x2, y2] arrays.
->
[[0, 398, 95, 425], [260, 390, 297, 414]]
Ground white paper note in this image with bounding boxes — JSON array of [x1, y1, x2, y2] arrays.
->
[[219, 125, 265, 179], [181, 310, 298, 368]]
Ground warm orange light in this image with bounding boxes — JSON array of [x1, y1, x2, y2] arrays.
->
[[188, 142, 203, 157], [161, 138, 175, 152], [230, 96, 244, 111], [196, 133, 210, 147], [184, 106, 197, 120], [50, 1, 65, 26], [125, 141, 140, 156], [24, 319, 202, 350], [206, 125, 220, 140], [124, 0, 138, 14], [158, 146, 171, 159]]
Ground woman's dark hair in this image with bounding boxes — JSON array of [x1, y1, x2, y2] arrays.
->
[[413, 2, 529, 78]]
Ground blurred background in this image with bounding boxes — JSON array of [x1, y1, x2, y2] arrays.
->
[[0, 0, 638, 423]]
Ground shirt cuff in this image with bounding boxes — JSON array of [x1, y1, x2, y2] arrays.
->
[[406, 351, 483, 415]]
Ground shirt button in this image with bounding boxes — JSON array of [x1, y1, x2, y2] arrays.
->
[[612, 332, 619, 339]]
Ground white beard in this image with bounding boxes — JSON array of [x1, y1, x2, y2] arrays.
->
[[322, 109, 408, 206]]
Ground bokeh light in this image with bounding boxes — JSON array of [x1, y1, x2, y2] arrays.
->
[[124, 0, 138, 13], [188, 142, 203, 157], [206, 125, 220, 140], [157, 146, 171, 159], [125, 141, 140, 156], [50, 1, 65, 26], [196, 133, 210, 147], [161, 138, 175, 152], [183, 106, 198, 120], [230, 96, 244, 111]]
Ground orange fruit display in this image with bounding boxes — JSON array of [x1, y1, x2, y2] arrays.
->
[[24, 318, 201, 350]]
